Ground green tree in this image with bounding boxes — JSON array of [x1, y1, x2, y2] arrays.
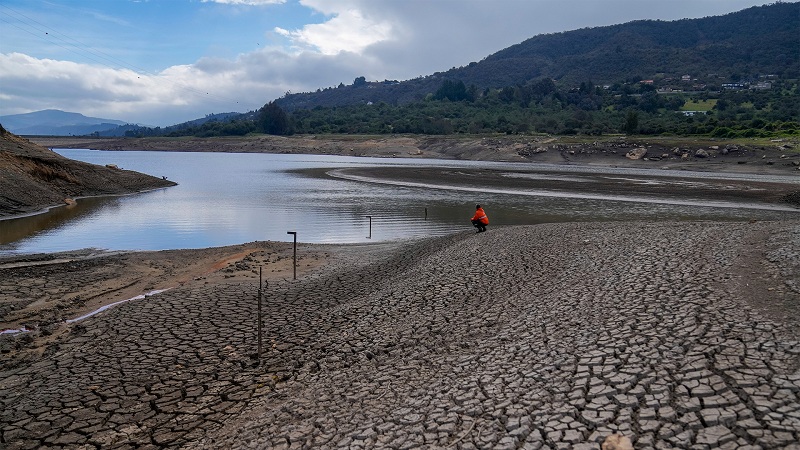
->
[[258, 101, 290, 135], [434, 80, 469, 102], [624, 110, 639, 134]]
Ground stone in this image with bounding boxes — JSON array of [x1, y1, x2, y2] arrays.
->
[[601, 434, 634, 450], [626, 148, 647, 160]]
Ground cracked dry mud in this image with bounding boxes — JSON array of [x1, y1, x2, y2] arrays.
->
[[1, 221, 799, 449]]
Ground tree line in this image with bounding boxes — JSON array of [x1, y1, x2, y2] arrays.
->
[[129, 77, 797, 139]]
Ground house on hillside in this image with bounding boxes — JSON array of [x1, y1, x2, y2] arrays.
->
[[722, 83, 746, 90]]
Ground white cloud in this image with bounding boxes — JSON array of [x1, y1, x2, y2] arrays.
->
[[275, 5, 393, 55], [0, 52, 254, 124], [0, 46, 364, 125], [0, 0, 775, 126]]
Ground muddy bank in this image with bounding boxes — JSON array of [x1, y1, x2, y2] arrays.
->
[[0, 131, 176, 218], [30, 134, 800, 175], [327, 164, 800, 209], [0, 240, 346, 364]]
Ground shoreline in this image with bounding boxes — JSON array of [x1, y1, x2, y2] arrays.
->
[[30, 134, 800, 176], [0, 238, 407, 357], [5, 139, 800, 224], [2, 133, 794, 224], [3, 154, 799, 342]]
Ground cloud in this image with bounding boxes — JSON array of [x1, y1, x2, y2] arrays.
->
[[0, 46, 364, 125], [275, 6, 393, 55], [0, 0, 774, 126], [0, 52, 247, 124]]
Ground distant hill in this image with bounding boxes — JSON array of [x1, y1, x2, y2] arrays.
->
[[276, 3, 799, 111], [0, 110, 252, 138], [0, 110, 129, 136], [0, 125, 176, 217]]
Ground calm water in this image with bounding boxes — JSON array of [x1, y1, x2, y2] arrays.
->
[[1, 150, 798, 254]]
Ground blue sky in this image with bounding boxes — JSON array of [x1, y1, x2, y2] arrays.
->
[[0, 0, 781, 126]]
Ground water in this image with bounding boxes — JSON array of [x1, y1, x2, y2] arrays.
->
[[1, 150, 798, 254]]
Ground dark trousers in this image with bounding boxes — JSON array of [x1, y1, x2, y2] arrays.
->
[[472, 220, 487, 231]]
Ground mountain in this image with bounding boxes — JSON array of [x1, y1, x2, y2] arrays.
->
[[276, 2, 799, 111], [0, 110, 129, 136]]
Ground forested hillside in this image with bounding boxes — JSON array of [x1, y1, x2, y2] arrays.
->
[[122, 3, 798, 139], [275, 3, 798, 111]]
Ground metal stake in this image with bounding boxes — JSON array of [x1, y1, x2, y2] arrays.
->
[[287, 231, 297, 280], [366, 215, 372, 239], [257, 266, 262, 361]]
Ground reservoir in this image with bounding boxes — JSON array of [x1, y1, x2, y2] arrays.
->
[[1, 149, 798, 255]]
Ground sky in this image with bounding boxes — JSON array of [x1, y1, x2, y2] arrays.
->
[[0, 0, 781, 127]]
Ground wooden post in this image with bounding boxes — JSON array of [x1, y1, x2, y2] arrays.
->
[[366, 215, 372, 239], [257, 266, 262, 361], [287, 231, 297, 280]]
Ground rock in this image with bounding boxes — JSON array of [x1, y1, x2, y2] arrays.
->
[[625, 148, 647, 160], [695, 149, 710, 158], [602, 434, 634, 450]]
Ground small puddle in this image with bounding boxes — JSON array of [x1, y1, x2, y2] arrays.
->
[[2, 289, 171, 336], [65, 289, 171, 324], [1, 327, 30, 335]]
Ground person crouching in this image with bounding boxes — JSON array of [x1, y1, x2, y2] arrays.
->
[[471, 204, 489, 233]]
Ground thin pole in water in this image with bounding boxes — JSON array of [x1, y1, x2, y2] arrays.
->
[[366, 215, 372, 239]]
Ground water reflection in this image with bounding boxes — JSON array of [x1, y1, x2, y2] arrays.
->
[[0, 196, 120, 245], [0, 150, 797, 255]]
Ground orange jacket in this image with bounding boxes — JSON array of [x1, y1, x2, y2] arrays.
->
[[471, 207, 489, 225]]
